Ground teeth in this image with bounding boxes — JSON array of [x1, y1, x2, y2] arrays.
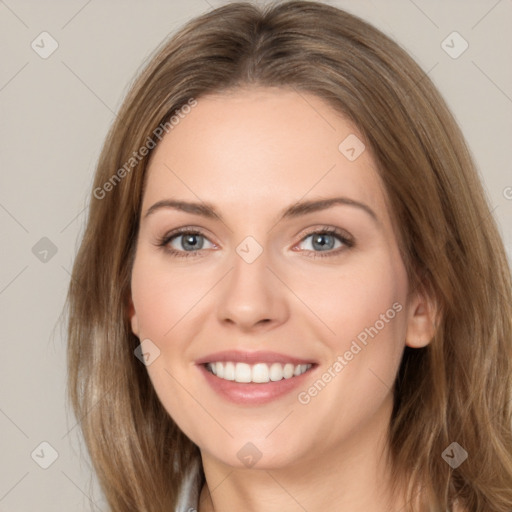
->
[[252, 363, 269, 383], [206, 361, 312, 383]]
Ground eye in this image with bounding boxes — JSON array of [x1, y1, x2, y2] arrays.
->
[[157, 228, 216, 258], [296, 227, 354, 258]]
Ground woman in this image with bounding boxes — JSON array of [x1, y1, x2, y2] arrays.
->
[[66, 1, 512, 511]]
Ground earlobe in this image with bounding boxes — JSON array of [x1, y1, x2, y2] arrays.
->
[[404, 292, 438, 348]]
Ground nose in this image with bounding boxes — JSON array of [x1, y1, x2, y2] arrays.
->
[[216, 245, 289, 332]]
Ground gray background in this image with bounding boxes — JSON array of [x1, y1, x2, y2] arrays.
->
[[1, 0, 511, 510]]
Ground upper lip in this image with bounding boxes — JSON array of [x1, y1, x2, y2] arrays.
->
[[195, 350, 317, 366]]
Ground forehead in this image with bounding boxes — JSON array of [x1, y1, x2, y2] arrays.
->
[[143, 87, 388, 220]]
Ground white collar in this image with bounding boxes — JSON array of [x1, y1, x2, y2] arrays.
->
[[175, 457, 202, 512]]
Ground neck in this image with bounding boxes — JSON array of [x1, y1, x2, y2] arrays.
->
[[198, 393, 407, 512]]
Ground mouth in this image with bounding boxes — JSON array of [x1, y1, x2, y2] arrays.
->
[[196, 350, 318, 405], [196, 361, 319, 406], [204, 361, 313, 383]]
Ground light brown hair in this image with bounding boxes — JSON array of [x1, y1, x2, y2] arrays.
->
[[66, 1, 512, 510]]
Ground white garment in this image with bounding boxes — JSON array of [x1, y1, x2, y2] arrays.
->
[[175, 458, 202, 512]]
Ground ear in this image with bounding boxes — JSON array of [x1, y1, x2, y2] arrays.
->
[[404, 288, 438, 348], [127, 295, 140, 337]]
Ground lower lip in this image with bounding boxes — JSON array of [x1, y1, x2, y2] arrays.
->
[[198, 364, 316, 405]]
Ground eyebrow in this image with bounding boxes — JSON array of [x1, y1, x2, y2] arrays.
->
[[143, 197, 378, 224]]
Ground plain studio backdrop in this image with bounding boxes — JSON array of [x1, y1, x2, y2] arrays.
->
[[0, 0, 511, 510]]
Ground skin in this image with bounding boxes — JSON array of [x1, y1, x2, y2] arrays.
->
[[129, 87, 437, 512]]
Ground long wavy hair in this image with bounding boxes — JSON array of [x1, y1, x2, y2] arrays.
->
[[65, 1, 512, 510]]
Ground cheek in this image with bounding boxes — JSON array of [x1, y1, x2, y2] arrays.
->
[[296, 252, 408, 410], [294, 251, 408, 352], [325, 255, 408, 392], [290, 259, 408, 444], [130, 254, 208, 442], [130, 252, 210, 340]]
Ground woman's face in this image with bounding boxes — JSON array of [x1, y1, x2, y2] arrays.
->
[[129, 87, 430, 470]]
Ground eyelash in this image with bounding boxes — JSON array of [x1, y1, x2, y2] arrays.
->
[[156, 226, 355, 259]]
